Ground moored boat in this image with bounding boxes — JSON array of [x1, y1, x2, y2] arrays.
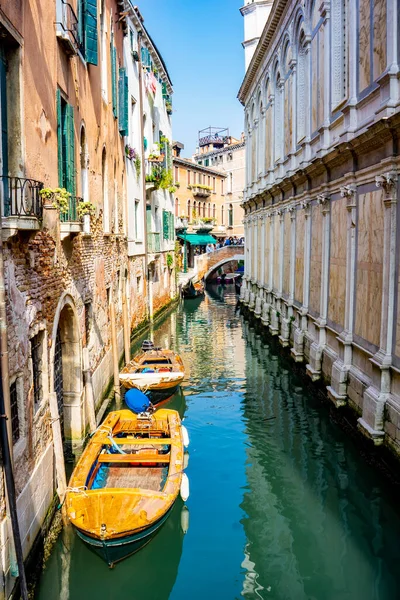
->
[[181, 279, 204, 299], [66, 406, 189, 566], [119, 341, 185, 403]]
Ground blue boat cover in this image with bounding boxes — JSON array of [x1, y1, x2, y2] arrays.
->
[[125, 388, 151, 413]]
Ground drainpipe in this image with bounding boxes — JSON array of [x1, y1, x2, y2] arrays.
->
[[137, 31, 151, 323], [0, 231, 28, 598]]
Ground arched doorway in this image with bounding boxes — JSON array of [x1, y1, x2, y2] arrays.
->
[[51, 296, 83, 459]]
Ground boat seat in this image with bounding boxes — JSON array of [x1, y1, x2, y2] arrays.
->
[[97, 453, 171, 464], [103, 438, 172, 445]]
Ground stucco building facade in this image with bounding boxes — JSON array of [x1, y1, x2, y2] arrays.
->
[[0, 1, 175, 595], [239, 0, 400, 459]]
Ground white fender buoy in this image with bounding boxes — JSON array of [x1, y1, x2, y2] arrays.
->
[[180, 472, 190, 501], [180, 505, 189, 534], [183, 451, 189, 470], [182, 425, 189, 448]]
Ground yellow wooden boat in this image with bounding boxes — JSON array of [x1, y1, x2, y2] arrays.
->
[[66, 408, 188, 566], [119, 342, 185, 403]]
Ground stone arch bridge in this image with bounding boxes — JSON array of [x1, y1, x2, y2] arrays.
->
[[178, 246, 244, 288]]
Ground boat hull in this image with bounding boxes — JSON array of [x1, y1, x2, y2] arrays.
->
[[146, 383, 181, 404], [76, 506, 173, 566]]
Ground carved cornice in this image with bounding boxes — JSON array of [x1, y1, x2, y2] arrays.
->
[[340, 184, 356, 198], [300, 199, 311, 217]]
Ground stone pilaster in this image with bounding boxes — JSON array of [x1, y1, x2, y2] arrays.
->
[[261, 211, 272, 326], [280, 205, 296, 347], [271, 209, 284, 336], [291, 199, 311, 361], [359, 171, 398, 444], [307, 193, 331, 380], [327, 184, 357, 406]]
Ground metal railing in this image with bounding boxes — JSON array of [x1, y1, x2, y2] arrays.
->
[[56, 0, 81, 53], [147, 232, 161, 253], [191, 186, 212, 198], [1, 176, 43, 219], [60, 196, 82, 222]]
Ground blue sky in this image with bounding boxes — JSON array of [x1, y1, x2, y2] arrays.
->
[[141, 0, 245, 156]]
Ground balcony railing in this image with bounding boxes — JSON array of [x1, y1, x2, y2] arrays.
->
[[191, 186, 212, 198], [60, 196, 82, 222], [147, 232, 161, 253], [1, 176, 43, 219], [56, 0, 81, 55]]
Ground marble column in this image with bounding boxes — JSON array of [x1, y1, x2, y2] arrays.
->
[[327, 184, 357, 406], [291, 198, 311, 361], [307, 193, 331, 380], [359, 171, 398, 444], [249, 215, 257, 309]]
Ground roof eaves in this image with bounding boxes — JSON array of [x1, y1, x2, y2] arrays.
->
[[237, 0, 288, 105]]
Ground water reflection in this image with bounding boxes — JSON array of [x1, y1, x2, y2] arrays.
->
[[240, 320, 400, 600], [35, 287, 400, 600], [36, 500, 186, 600]]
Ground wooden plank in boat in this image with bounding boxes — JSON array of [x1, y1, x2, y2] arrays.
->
[[97, 453, 171, 464]]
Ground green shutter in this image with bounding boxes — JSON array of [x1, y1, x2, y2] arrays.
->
[[84, 0, 98, 65], [162, 82, 167, 98], [65, 104, 75, 196], [146, 205, 152, 232], [56, 90, 63, 188], [118, 67, 128, 136], [111, 44, 117, 117], [163, 210, 168, 240]]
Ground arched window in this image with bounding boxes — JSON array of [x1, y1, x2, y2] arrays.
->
[[203, 202, 206, 217], [175, 197, 179, 217], [274, 68, 283, 162], [251, 103, 257, 181], [265, 79, 272, 172], [193, 200, 197, 219], [80, 125, 89, 202], [187, 199, 191, 218], [213, 203, 216, 219], [102, 147, 109, 233], [228, 204, 233, 228], [297, 30, 307, 143], [221, 205, 224, 225], [331, 0, 347, 107], [208, 203, 211, 218]]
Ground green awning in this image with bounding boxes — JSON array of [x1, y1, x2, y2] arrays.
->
[[177, 233, 217, 246]]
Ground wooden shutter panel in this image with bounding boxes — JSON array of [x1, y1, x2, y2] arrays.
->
[[84, 0, 98, 65], [65, 104, 76, 196], [162, 210, 168, 240], [118, 67, 128, 136], [56, 90, 63, 188]]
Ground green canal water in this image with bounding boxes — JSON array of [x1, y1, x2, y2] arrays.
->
[[35, 286, 400, 600]]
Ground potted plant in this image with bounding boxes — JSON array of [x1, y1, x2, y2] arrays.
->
[[39, 187, 71, 214], [166, 101, 172, 115], [77, 201, 96, 234], [132, 50, 139, 62], [148, 153, 165, 162]]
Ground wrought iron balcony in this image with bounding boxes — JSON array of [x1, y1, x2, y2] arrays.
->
[[56, 0, 81, 55], [147, 232, 161, 253], [60, 195, 82, 222], [1, 176, 43, 219]]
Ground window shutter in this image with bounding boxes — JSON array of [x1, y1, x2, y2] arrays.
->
[[56, 90, 63, 187], [162, 82, 168, 98], [163, 209, 168, 240], [84, 0, 98, 65], [111, 44, 117, 117], [169, 212, 174, 240], [146, 204, 152, 231], [65, 104, 76, 196], [118, 67, 128, 136]]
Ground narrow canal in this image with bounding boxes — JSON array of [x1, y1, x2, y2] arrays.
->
[[35, 287, 400, 600]]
